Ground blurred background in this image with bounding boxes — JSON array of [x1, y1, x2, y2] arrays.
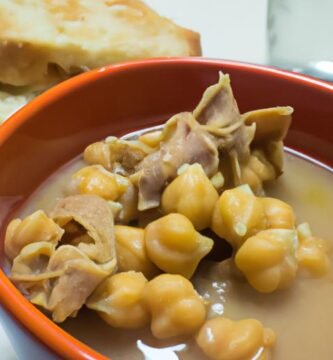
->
[[146, 0, 268, 64], [147, 0, 333, 80]]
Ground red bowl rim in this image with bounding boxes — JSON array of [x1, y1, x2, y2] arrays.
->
[[0, 57, 332, 360]]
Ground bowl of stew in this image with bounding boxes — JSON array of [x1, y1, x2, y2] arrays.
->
[[0, 58, 333, 360]]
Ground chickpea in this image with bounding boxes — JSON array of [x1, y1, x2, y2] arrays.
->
[[240, 151, 276, 194], [196, 317, 275, 360], [266, 141, 284, 175], [5, 210, 64, 260], [296, 223, 331, 276], [145, 213, 213, 278], [83, 141, 112, 169], [84, 138, 153, 173], [210, 172, 224, 192], [87, 271, 150, 329], [240, 165, 262, 195], [261, 197, 295, 230], [142, 274, 206, 339], [211, 185, 266, 249], [139, 130, 163, 148], [161, 163, 219, 230], [115, 225, 159, 279], [71, 165, 129, 201], [235, 229, 298, 293], [104, 136, 153, 170]]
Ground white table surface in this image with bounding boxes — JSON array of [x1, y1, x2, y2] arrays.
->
[[0, 0, 267, 358]]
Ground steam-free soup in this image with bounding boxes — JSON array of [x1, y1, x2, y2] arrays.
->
[[15, 152, 333, 360], [4, 73, 333, 360]]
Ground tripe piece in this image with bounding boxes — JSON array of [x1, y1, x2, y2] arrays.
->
[[50, 195, 116, 264], [5, 210, 64, 260]]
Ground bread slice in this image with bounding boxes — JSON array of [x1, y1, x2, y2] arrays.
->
[[0, 90, 34, 123], [0, 85, 40, 123], [0, 0, 201, 87]]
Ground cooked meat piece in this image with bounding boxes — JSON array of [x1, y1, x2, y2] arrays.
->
[[242, 106, 293, 145], [193, 72, 241, 129], [10, 241, 60, 310], [50, 195, 116, 264], [11, 244, 115, 323], [10, 241, 115, 322], [83, 141, 112, 170], [192, 71, 257, 192], [230, 122, 256, 162], [134, 73, 272, 209], [226, 107, 292, 193], [242, 106, 293, 175], [192, 71, 255, 188], [81, 74, 293, 210], [117, 181, 139, 224], [134, 152, 164, 211], [46, 245, 115, 323], [10, 242, 59, 283], [5, 210, 64, 260], [135, 112, 219, 210]]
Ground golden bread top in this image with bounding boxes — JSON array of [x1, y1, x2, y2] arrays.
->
[[0, 0, 201, 86]]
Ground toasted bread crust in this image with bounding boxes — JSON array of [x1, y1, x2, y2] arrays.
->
[[0, 0, 201, 86]]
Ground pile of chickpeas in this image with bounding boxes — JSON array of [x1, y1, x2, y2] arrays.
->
[[5, 157, 330, 360], [68, 161, 330, 359]]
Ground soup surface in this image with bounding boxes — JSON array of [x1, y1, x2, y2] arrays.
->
[[15, 151, 333, 360]]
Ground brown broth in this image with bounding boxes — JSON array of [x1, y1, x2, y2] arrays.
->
[[15, 152, 333, 360]]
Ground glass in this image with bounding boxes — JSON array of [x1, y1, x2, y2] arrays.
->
[[267, 0, 333, 81]]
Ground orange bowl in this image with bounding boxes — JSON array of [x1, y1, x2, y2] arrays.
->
[[0, 58, 332, 359]]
